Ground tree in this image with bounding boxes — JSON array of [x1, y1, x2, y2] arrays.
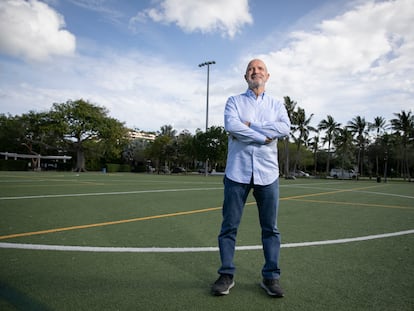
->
[[347, 116, 368, 176], [146, 135, 170, 171], [369, 116, 388, 137], [50, 99, 128, 172], [0, 111, 72, 169], [123, 139, 147, 172], [309, 133, 320, 175], [283, 96, 296, 176], [160, 124, 176, 138], [390, 110, 414, 180], [19, 112, 54, 152], [175, 130, 195, 169], [205, 126, 228, 171], [0, 113, 25, 153], [333, 127, 355, 172], [145, 125, 176, 171], [193, 126, 228, 172], [368, 116, 388, 176], [291, 107, 315, 172], [318, 115, 341, 174]]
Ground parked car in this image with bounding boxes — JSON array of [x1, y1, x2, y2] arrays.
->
[[159, 166, 170, 174], [330, 168, 357, 179], [290, 170, 310, 177], [172, 167, 186, 173]]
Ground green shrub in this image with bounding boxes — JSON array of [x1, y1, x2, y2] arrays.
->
[[105, 163, 131, 173]]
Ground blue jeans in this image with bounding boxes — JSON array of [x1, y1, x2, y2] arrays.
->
[[218, 176, 281, 279]]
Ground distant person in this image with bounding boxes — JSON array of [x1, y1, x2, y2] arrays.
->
[[211, 59, 291, 297]]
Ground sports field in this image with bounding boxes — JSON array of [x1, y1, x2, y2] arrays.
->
[[0, 172, 413, 311]]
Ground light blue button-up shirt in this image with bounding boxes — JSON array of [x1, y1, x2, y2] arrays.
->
[[224, 89, 291, 185]]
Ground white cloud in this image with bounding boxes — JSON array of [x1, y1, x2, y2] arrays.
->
[[135, 0, 253, 38], [0, 49, 215, 133], [258, 0, 414, 125], [0, 0, 76, 61], [1, 0, 412, 136]]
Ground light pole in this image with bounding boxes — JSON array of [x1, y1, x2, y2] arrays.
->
[[199, 61, 215, 176]]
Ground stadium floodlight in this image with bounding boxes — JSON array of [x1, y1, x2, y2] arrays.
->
[[198, 61, 216, 177]]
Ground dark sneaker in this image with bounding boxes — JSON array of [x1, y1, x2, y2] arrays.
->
[[260, 278, 284, 297], [211, 274, 235, 296]]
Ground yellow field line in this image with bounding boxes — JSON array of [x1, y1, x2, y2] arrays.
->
[[286, 198, 413, 210], [0, 206, 222, 240], [0, 184, 398, 241], [281, 184, 382, 200], [280, 184, 413, 210]]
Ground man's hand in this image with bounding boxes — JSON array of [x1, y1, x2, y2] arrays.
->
[[265, 137, 273, 144]]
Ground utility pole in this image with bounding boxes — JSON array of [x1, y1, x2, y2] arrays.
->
[[198, 61, 215, 176]]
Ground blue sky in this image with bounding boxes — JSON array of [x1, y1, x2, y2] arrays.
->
[[0, 0, 413, 134]]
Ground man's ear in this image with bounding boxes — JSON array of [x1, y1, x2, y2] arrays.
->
[[244, 74, 248, 81]]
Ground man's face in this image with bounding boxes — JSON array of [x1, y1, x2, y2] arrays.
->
[[244, 60, 269, 89]]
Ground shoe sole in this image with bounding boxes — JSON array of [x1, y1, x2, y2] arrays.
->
[[212, 281, 235, 296], [260, 282, 284, 297]]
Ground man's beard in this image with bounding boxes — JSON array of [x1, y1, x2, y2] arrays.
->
[[247, 79, 265, 89]]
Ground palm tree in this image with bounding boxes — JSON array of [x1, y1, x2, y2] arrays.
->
[[377, 132, 393, 182], [369, 116, 388, 137], [160, 124, 176, 137], [291, 107, 316, 172], [333, 127, 355, 174], [283, 96, 296, 177], [309, 133, 320, 175], [318, 115, 341, 174], [347, 116, 368, 177], [390, 110, 414, 180], [368, 116, 388, 176]]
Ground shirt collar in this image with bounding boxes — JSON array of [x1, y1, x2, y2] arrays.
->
[[246, 88, 266, 100]]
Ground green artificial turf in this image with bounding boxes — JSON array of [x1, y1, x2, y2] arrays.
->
[[0, 172, 413, 310]]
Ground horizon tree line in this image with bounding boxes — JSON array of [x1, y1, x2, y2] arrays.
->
[[0, 99, 413, 180]]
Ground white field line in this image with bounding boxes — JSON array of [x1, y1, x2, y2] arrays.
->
[[0, 187, 223, 200], [2, 181, 412, 200], [0, 229, 412, 253], [282, 183, 414, 199], [354, 190, 414, 199]]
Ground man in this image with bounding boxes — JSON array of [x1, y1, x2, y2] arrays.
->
[[211, 59, 291, 297]]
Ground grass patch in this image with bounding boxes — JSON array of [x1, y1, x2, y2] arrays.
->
[[0, 172, 413, 310]]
